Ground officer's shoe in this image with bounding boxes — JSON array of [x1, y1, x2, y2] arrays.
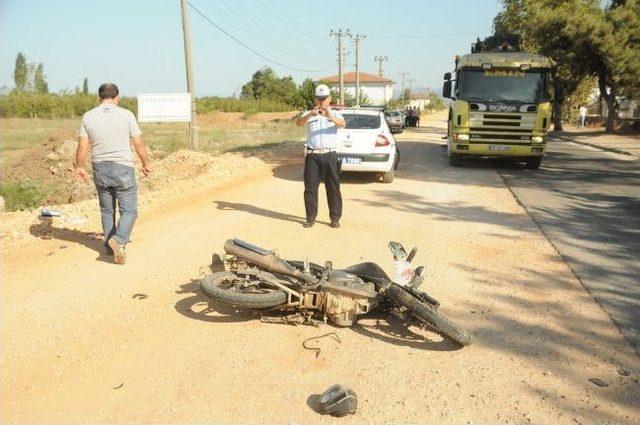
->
[[330, 220, 340, 228], [303, 220, 315, 228]]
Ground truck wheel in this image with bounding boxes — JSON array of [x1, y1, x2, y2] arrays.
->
[[526, 157, 542, 170], [449, 154, 462, 167]]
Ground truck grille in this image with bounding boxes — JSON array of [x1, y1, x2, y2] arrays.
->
[[468, 112, 537, 144]]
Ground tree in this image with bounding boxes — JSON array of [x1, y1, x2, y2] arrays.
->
[[13, 53, 27, 91], [492, 0, 640, 132], [82, 78, 89, 94], [34, 63, 48, 94], [241, 67, 299, 106]]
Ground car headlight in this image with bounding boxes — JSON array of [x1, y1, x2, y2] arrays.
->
[[532, 136, 543, 143], [455, 134, 469, 141]]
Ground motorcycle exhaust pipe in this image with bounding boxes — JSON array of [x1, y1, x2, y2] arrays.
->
[[224, 239, 316, 283]]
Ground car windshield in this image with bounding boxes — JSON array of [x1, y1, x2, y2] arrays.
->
[[457, 69, 549, 103], [343, 114, 381, 129], [385, 111, 400, 117]]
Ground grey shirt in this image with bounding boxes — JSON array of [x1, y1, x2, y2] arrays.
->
[[79, 103, 142, 166]]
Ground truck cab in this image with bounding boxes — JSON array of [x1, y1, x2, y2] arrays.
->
[[443, 51, 553, 169]]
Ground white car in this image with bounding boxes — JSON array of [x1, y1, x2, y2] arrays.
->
[[337, 108, 400, 183]]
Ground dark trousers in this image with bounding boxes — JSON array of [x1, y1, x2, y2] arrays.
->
[[304, 152, 342, 222]]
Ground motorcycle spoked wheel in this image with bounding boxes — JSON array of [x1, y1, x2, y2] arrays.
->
[[199, 271, 287, 309], [385, 283, 472, 346]]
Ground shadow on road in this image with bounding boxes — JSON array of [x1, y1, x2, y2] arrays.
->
[[459, 262, 640, 417], [29, 217, 112, 263], [174, 280, 255, 323], [353, 313, 463, 352], [214, 200, 307, 225]]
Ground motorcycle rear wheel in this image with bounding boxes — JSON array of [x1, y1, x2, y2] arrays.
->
[[386, 284, 471, 346], [199, 271, 287, 309]]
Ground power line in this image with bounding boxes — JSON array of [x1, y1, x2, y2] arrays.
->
[[368, 31, 486, 40], [188, 2, 335, 73], [215, 0, 328, 65], [260, 0, 325, 42], [202, 0, 327, 67]]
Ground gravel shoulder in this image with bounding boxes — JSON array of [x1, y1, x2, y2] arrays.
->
[[2, 113, 639, 424]]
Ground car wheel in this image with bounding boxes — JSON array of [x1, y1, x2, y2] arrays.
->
[[525, 156, 542, 169], [449, 154, 462, 167], [381, 169, 394, 183], [394, 148, 400, 170]]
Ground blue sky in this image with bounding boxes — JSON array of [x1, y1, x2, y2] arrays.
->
[[0, 0, 501, 97]]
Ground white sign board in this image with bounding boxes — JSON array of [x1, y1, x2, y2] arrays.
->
[[137, 93, 191, 122]]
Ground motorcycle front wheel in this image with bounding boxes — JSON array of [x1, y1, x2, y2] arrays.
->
[[386, 284, 472, 346], [199, 271, 287, 309]]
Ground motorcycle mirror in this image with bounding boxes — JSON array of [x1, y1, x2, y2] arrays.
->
[[388, 241, 408, 259]]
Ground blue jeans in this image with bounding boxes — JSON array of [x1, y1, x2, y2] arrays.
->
[[92, 162, 138, 246]]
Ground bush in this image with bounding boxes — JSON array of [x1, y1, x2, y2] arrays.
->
[[0, 92, 293, 119], [197, 96, 293, 114], [0, 179, 45, 211], [0, 92, 137, 118]]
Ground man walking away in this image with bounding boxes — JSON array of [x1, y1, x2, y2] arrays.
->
[[295, 84, 346, 228], [578, 105, 588, 129], [74, 83, 151, 264]]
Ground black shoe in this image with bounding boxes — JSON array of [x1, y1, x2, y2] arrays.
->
[[303, 220, 315, 228], [330, 220, 340, 228]]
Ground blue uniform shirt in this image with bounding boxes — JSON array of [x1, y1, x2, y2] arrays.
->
[[304, 108, 343, 150]]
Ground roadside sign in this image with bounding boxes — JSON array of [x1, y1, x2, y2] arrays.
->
[[137, 93, 191, 122]]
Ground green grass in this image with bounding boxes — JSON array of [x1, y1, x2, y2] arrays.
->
[[0, 179, 46, 211], [0, 116, 305, 211], [1, 117, 78, 151], [1, 117, 304, 155]]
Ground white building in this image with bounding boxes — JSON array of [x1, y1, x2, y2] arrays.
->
[[319, 72, 394, 105]]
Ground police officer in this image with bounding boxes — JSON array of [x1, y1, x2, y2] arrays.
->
[[295, 84, 346, 228]]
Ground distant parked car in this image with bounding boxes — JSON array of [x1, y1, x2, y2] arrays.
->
[[384, 109, 404, 133], [337, 108, 400, 183]]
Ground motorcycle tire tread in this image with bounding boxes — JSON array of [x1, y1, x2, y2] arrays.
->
[[386, 284, 472, 346], [200, 271, 287, 309]]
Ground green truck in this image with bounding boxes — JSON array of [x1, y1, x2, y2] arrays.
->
[[442, 50, 554, 169]]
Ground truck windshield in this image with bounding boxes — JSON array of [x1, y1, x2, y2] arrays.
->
[[457, 69, 549, 103]]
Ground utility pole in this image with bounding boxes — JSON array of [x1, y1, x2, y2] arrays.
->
[[330, 28, 351, 105], [399, 72, 409, 107], [408, 78, 416, 104], [180, 0, 198, 150], [374, 56, 388, 77], [353, 34, 366, 107]]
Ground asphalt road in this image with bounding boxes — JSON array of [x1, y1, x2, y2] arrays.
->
[[499, 140, 640, 355]]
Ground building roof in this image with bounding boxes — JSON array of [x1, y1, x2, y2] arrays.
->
[[319, 72, 394, 84]]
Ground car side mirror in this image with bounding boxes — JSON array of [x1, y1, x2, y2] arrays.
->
[[444, 72, 452, 81], [443, 81, 452, 99]]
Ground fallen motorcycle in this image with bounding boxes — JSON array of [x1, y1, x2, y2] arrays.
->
[[199, 239, 471, 346]]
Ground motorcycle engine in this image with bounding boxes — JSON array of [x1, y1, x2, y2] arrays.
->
[[321, 271, 378, 327]]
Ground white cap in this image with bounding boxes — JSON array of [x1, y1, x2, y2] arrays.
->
[[315, 84, 330, 99]]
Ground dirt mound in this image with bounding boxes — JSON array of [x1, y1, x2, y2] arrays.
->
[[246, 112, 298, 123], [144, 149, 214, 185], [198, 112, 244, 126], [197, 111, 298, 126]]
